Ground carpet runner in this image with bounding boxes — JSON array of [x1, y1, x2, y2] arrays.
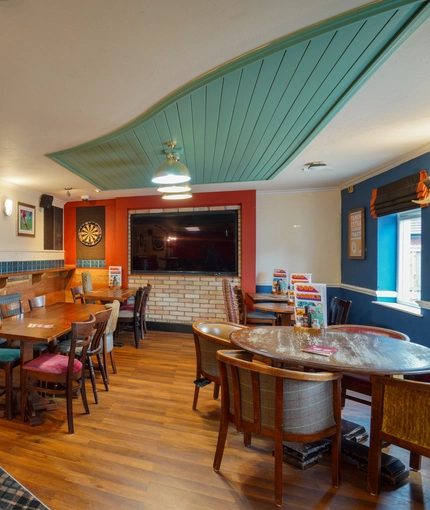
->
[[0, 468, 49, 510]]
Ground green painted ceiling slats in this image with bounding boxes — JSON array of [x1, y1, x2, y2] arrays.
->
[[47, 0, 430, 191]]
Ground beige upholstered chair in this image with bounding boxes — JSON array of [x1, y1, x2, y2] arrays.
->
[[191, 320, 248, 410], [367, 376, 430, 495], [102, 300, 120, 381], [214, 350, 342, 507], [81, 271, 95, 303]]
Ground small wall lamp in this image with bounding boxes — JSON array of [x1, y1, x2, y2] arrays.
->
[[4, 199, 13, 217]]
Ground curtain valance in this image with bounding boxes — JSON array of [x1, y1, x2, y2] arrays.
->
[[370, 170, 429, 218]]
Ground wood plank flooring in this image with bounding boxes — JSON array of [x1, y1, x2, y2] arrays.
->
[[0, 330, 428, 509]]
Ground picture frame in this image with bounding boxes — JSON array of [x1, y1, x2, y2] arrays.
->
[[348, 207, 365, 259], [17, 202, 36, 237]]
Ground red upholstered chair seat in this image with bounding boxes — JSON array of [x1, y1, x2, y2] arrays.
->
[[24, 353, 82, 375]]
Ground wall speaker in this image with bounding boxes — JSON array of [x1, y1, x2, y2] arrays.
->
[[40, 194, 54, 208]]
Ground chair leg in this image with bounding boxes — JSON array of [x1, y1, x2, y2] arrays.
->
[[213, 403, 229, 472], [102, 349, 110, 384], [274, 429, 283, 507], [213, 383, 220, 400], [410, 452, 422, 471], [96, 353, 109, 391], [66, 380, 74, 434], [134, 322, 140, 349], [87, 357, 98, 404], [4, 363, 14, 420], [109, 351, 117, 374], [80, 373, 90, 415], [192, 386, 200, 410], [20, 371, 29, 424]]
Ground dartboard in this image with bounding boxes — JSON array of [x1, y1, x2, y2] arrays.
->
[[78, 221, 102, 246]]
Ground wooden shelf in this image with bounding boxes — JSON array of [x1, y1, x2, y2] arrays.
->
[[0, 266, 75, 289]]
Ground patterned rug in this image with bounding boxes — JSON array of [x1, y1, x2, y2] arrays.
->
[[0, 468, 49, 510]]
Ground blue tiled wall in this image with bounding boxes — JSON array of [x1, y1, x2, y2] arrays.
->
[[0, 259, 65, 274], [76, 260, 105, 268]]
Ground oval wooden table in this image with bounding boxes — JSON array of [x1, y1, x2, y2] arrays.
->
[[229, 326, 430, 375], [84, 287, 136, 303], [247, 292, 291, 303], [253, 303, 295, 326]]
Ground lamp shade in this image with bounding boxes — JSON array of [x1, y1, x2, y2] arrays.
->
[[162, 192, 192, 200], [157, 183, 191, 193], [152, 158, 191, 185]]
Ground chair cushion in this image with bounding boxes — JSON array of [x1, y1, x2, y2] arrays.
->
[[119, 304, 134, 312], [24, 353, 82, 374], [0, 349, 20, 363], [118, 309, 135, 318]]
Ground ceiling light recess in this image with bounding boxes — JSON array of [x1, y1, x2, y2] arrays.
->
[[152, 141, 191, 185], [302, 162, 333, 172]]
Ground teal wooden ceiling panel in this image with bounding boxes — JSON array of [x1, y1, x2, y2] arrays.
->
[[47, 1, 430, 191]]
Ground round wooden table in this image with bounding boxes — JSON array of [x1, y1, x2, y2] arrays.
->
[[229, 326, 430, 375], [254, 303, 295, 326]]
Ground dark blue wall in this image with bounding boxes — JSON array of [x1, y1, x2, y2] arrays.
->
[[340, 151, 430, 347]]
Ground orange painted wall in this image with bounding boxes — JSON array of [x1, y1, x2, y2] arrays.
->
[[64, 190, 256, 291]]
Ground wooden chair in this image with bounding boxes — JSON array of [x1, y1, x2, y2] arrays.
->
[[1, 300, 48, 356], [191, 320, 248, 410], [222, 279, 276, 325], [0, 300, 24, 319], [327, 297, 352, 325], [71, 285, 85, 304], [235, 286, 277, 326], [21, 314, 96, 434], [327, 325, 410, 408], [57, 308, 112, 403], [116, 287, 144, 348], [119, 284, 152, 337], [28, 295, 46, 311], [101, 300, 120, 381], [367, 376, 430, 495], [0, 348, 21, 419], [213, 350, 342, 507]]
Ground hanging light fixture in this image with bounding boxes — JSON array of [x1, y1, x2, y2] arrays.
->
[[162, 191, 193, 200], [157, 183, 191, 193], [152, 141, 191, 185]]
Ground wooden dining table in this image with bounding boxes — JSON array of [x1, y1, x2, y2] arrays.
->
[[253, 302, 295, 326], [229, 326, 430, 375], [247, 292, 291, 303], [0, 302, 105, 424], [83, 287, 136, 303]]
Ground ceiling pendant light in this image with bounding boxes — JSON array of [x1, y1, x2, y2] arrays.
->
[[152, 141, 191, 185], [157, 183, 191, 193], [162, 192, 193, 200]]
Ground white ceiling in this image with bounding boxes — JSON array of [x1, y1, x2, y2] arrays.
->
[[1, 0, 430, 203]]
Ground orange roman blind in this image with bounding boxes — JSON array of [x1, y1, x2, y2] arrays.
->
[[370, 170, 429, 218]]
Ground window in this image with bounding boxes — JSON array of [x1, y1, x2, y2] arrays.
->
[[397, 210, 421, 306]]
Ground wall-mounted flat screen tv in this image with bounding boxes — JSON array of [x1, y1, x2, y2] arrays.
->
[[130, 210, 238, 275]]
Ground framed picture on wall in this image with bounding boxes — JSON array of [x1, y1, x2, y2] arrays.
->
[[348, 207, 365, 259], [17, 202, 36, 237]]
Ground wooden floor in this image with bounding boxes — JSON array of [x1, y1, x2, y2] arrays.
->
[[0, 330, 429, 509]]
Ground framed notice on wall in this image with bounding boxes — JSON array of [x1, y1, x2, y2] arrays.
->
[[348, 207, 365, 259]]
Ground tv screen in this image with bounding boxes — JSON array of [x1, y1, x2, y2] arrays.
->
[[130, 210, 238, 275]]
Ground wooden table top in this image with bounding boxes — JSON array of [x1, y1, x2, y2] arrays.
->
[[84, 287, 136, 303], [254, 302, 295, 314], [247, 292, 290, 303], [229, 326, 430, 376], [0, 302, 105, 343]]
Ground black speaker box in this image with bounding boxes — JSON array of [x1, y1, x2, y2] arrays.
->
[[40, 194, 54, 208]]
